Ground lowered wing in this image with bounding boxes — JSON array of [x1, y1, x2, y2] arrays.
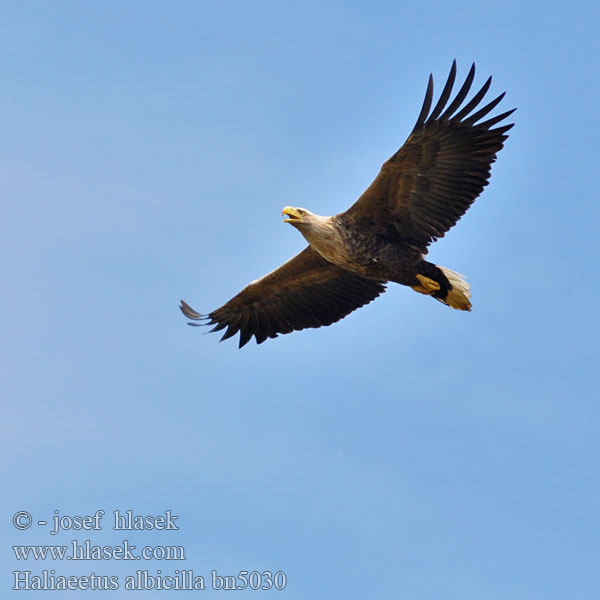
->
[[180, 246, 386, 348]]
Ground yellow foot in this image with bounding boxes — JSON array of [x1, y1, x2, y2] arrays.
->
[[411, 274, 441, 295], [411, 285, 430, 294]]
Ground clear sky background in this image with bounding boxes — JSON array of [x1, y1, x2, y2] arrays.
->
[[2, 1, 599, 598]]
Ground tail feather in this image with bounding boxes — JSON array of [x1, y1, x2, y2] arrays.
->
[[437, 266, 472, 311]]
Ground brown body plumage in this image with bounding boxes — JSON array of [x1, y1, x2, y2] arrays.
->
[[181, 61, 514, 347]]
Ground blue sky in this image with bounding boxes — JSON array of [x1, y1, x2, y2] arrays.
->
[[2, 1, 599, 598]]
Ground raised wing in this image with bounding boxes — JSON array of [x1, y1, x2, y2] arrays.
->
[[342, 61, 515, 249], [180, 246, 386, 348]]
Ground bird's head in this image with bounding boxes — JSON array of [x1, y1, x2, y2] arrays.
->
[[281, 206, 314, 229], [281, 206, 337, 250]]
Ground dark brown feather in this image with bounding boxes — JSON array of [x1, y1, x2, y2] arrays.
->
[[180, 246, 386, 348], [341, 63, 515, 248]]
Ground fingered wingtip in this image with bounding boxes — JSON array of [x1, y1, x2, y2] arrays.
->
[[179, 299, 207, 321]]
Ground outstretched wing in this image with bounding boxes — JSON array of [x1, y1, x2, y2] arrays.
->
[[180, 246, 386, 348], [342, 61, 515, 249]]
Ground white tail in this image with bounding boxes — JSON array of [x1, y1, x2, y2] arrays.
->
[[438, 266, 472, 311]]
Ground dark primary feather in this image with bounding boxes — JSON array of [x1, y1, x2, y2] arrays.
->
[[180, 246, 386, 348], [342, 60, 515, 249]]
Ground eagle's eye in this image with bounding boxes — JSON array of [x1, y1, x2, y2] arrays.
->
[[298, 209, 306, 217]]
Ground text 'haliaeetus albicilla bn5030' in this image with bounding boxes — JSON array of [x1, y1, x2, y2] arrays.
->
[[180, 61, 514, 347]]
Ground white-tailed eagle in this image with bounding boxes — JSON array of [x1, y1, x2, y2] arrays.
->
[[181, 61, 514, 347]]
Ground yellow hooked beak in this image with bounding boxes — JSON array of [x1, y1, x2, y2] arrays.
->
[[282, 206, 302, 224]]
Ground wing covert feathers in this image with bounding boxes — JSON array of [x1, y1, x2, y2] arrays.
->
[[343, 60, 515, 248], [180, 246, 386, 348]]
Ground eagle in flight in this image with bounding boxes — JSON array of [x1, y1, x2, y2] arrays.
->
[[181, 61, 514, 347]]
